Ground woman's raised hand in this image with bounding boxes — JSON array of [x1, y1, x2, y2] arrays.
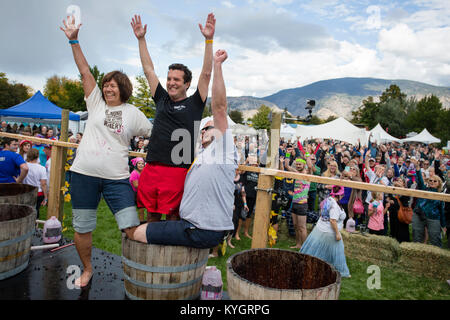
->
[[60, 15, 81, 40], [131, 15, 147, 39]]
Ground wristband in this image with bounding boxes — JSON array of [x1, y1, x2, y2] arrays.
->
[[244, 202, 247, 206], [69, 40, 79, 45], [205, 39, 213, 44]]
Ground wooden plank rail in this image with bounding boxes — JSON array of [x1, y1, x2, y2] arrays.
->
[[238, 165, 450, 202]]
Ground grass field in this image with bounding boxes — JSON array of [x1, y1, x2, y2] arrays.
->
[[39, 200, 450, 300]]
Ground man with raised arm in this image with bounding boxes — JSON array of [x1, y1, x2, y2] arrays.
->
[[134, 49, 237, 248], [131, 14, 215, 222]]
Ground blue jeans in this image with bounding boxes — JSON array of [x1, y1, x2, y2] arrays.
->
[[146, 219, 228, 249], [70, 171, 139, 233]]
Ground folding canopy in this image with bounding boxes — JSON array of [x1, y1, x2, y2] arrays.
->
[[0, 91, 80, 121], [369, 123, 401, 143], [295, 117, 367, 145], [401, 128, 441, 144]]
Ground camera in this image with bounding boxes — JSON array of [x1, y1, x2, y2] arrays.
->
[[276, 190, 291, 208], [305, 99, 315, 110]]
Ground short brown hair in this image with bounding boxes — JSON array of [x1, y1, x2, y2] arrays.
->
[[168, 64, 192, 84], [101, 71, 133, 103], [27, 148, 39, 162]]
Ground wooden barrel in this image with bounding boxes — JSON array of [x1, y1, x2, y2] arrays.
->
[[227, 248, 341, 300], [0, 183, 38, 207], [0, 204, 35, 280], [122, 235, 209, 300]]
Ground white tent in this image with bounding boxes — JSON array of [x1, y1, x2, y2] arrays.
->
[[369, 124, 401, 143], [200, 115, 236, 130], [280, 124, 297, 140], [230, 123, 249, 135], [295, 117, 367, 145], [401, 128, 441, 144]]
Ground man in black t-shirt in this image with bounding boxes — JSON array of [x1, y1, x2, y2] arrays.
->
[[131, 13, 215, 222]]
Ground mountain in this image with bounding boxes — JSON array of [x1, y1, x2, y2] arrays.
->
[[227, 77, 450, 120]]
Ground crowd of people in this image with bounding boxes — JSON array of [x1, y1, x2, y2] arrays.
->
[[230, 135, 449, 249], [0, 124, 84, 217]]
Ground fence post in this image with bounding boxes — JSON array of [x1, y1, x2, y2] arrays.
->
[[251, 112, 281, 249], [47, 110, 69, 220]]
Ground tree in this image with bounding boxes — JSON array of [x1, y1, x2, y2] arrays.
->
[[380, 84, 406, 105], [436, 108, 450, 147], [80, 65, 104, 88], [0, 73, 32, 109], [324, 115, 337, 123], [250, 105, 272, 130], [43, 75, 86, 112], [405, 95, 443, 134], [129, 75, 155, 118], [202, 103, 212, 118], [229, 109, 243, 124], [374, 99, 408, 137], [351, 96, 379, 128]]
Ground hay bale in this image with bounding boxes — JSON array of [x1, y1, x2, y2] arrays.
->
[[341, 230, 400, 265], [398, 242, 450, 281]]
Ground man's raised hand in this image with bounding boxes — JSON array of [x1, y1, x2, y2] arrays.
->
[[214, 49, 228, 64], [199, 13, 216, 40], [131, 15, 147, 40], [60, 15, 81, 40]]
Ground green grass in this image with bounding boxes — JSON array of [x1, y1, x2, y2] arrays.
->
[[39, 201, 450, 300]]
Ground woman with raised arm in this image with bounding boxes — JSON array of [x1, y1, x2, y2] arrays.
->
[[60, 15, 152, 288]]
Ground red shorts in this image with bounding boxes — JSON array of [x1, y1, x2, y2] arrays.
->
[[137, 162, 188, 216]]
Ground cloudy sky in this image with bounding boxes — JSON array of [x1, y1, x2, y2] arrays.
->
[[1, 0, 449, 98]]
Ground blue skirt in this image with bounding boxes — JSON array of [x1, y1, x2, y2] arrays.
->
[[300, 227, 350, 277]]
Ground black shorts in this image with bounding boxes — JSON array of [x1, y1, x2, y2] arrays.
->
[[291, 203, 308, 216]]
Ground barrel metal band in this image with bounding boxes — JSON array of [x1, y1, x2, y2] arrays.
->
[[124, 288, 199, 301], [0, 261, 29, 281], [121, 255, 208, 273], [0, 248, 30, 262], [0, 230, 33, 248], [123, 272, 203, 289]]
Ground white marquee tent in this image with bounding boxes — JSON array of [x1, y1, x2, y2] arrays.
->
[[280, 124, 297, 140], [368, 123, 401, 143], [295, 117, 367, 145], [401, 128, 441, 144], [200, 115, 236, 131]]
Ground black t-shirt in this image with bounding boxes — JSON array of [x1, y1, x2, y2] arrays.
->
[[146, 83, 206, 168], [241, 171, 259, 198]]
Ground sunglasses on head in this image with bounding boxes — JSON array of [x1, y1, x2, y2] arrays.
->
[[201, 125, 214, 132]]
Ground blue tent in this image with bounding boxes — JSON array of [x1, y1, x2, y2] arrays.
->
[[0, 91, 80, 121]]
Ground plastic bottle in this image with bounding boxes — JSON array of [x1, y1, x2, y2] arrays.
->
[[43, 216, 62, 244], [200, 266, 223, 300]]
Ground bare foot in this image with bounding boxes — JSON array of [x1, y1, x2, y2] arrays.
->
[[74, 269, 93, 288], [234, 235, 241, 241], [290, 245, 301, 249], [244, 233, 252, 239], [227, 240, 235, 249]]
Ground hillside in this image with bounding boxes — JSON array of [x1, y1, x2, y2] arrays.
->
[[227, 77, 450, 120]]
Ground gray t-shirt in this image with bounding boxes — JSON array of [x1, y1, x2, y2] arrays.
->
[[180, 129, 238, 231]]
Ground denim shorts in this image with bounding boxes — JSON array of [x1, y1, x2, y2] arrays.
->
[[70, 171, 140, 233], [146, 219, 228, 249]]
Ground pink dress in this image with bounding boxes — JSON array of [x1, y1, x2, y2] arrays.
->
[[129, 170, 141, 192], [368, 202, 385, 231]]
